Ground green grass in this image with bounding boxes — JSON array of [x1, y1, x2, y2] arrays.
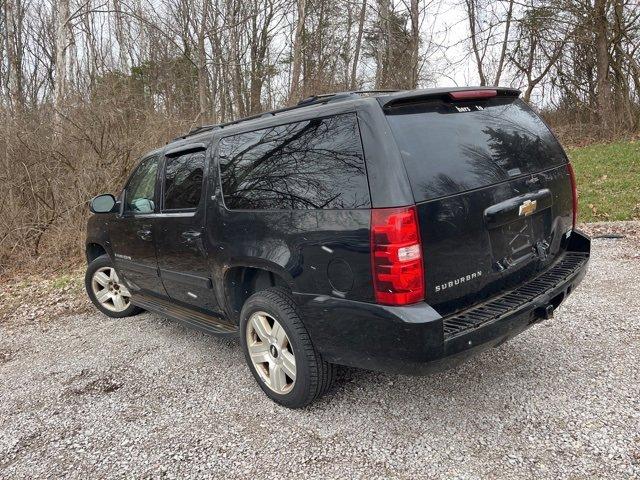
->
[[567, 140, 640, 222], [51, 274, 75, 290]]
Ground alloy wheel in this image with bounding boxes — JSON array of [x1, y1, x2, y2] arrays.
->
[[246, 311, 297, 395], [91, 266, 131, 313]]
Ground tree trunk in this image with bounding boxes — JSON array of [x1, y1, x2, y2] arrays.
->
[[494, 0, 514, 86], [289, 0, 306, 103], [409, 0, 420, 89], [113, 0, 129, 72], [350, 0, 367, 89], [249, 1, 274, 114], [4, 0, 24, 111], [465, 0, 486, 86], [594, 0, 612, 129], [611, 0, 633, 129], [197, 0, 210, 120], [54, 0, 72, 127], [229, 1, 246, 118], [375, 0, 391, 89]]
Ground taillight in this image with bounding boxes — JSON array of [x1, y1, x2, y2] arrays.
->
[[370, 206, 425, 306], [566, 162, 578, 229]]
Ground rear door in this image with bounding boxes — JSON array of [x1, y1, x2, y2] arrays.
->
[[385, 93, 574, 315], [109, 153, 165, 295], [154, 146, 221, 312]]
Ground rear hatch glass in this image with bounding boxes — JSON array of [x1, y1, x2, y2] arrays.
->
[[385, 97, 567, 202]]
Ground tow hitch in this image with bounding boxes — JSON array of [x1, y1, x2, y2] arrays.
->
[[536, 304, 555, 320]]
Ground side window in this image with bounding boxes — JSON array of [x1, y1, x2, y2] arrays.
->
[[218, 113, 370, 210], [163, 152, 205, 210], [124, 155, 159, 214]]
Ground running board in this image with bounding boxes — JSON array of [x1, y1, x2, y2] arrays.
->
[[132, 294, 238, 337]]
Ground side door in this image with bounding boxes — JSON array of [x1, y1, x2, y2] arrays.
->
[[109, 154, 166, 296], [154, 146, 221, 312]]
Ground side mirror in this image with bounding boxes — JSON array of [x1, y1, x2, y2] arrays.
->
[[90, 194, 117, 214]]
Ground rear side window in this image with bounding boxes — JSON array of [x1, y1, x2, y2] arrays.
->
[[163, 152, 205, 210], [218, 113, 370, 210], [385, 97, 566, 202]]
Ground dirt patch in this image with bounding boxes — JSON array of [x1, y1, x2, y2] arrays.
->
[[578, 219, 640, 239], [0, 269, 91, 326], [65, 369, 124, 396], [0, 348, 14, 364]]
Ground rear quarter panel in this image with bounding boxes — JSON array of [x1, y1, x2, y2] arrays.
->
[[206, 205, 374, 302]]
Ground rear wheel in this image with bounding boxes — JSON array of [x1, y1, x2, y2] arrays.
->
[[240, 287, 335, 408], [85, 254, 142, 318]]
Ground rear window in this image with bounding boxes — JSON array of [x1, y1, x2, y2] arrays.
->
[[218, 113, 370, 210], [385, 97, 566, 202]]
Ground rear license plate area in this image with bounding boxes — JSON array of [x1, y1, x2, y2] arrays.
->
[[489, 209, 551, 268]]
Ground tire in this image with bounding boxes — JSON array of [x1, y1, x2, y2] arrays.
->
[[240, 287, 336, 408], [85, 254, 143, 318]]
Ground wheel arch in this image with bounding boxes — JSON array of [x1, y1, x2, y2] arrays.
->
[[223, 264, 293, 322], [86, 242, 108, 263]]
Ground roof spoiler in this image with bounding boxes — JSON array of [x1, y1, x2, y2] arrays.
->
[[378, 87, 521, 109]]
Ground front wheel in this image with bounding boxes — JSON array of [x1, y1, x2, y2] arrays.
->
[[85, 254, 142, 318], [240, 287, 335, 408]]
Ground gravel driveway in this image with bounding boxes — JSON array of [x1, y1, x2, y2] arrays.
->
[[1, 230, 639, 479]]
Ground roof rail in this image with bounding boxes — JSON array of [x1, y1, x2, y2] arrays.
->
[[173, 89, 400, 142], [351, 89, 401, 95], [296, 89, 400, 105], [187, 124, 218, 135]]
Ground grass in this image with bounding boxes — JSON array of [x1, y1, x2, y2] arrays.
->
[[51, 273, 82, 290], [567, 140, 640, 222], [52, 275, 73, 289]]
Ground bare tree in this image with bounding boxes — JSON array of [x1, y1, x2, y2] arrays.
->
[[493, 0, 513, 86], [289, 0, 306, 102], [53, 0, 74, 125], [464, 0, 514, 87], [464, 0, 486, 85], [510, 2, 566, 102], [350, 0, 367, 89], [4, 0, 25, 110], [408, 0, 420, 88], [594, 0, 613, 128]]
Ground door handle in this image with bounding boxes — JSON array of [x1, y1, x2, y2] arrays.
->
[[181, 230, 202, 243], [137, 227, 153, 241]]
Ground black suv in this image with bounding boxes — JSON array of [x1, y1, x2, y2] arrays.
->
[[86, 88, 590, 408]]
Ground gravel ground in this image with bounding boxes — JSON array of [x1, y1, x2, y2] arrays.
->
[[1, 227, 639, 479]]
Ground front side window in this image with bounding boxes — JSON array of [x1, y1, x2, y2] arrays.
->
[[124, 155, 159, 214], [163, 152, 205, 210], [218, 113, 370, 210]]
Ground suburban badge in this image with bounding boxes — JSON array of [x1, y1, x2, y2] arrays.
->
[[435, 271, 483, 293]]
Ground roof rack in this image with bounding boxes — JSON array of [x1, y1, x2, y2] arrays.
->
[[173, 90, 401, 142]]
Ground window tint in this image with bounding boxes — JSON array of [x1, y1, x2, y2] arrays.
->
[[218, 113, 370, 210], [163, 152, 205, 210], [124, 155, 159, 214], [386, 98, 567, 202]]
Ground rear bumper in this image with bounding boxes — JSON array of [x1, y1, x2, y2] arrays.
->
[[295, 230, 591, 375]]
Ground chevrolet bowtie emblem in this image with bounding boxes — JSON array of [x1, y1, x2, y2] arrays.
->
[[519, 199, 537, 217]]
